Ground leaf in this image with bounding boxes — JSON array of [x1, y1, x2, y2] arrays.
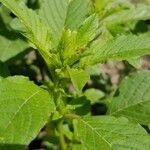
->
[[80, 34, 150, 67], [77, 116, 150, 150], [62, 15, 99, 66], [0, 0, 60, 67], [76, 14, 99, 47], [60, 29, 77, 62], [94, 0, 112, 13], [0, 5, 29, 62], [108, 71, 150, 125], [39, 0, 69, 48], [127, 57, 141, 69], [0, 5, 12, 25], [0, 76, 55, 145], [84, 88, 105, 103], [95, 0, 133, 19], [103, 5, 150, 26], [10, 18, 26, 32], [68, 68, 90, 93], [0, 35, 28, 62], [65, 0, 90, 30], [85, 65, 102, 76], [39, 0, 92, 47]]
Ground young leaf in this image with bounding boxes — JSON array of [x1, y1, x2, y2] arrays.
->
[[63, 15, 99, 65], [80, 34, 150, 67], [0, 76, 55, 145], [76, 14, 99, 48], [39, 0, 69, 47], [65, 0, 90, 30], [0, 0, 60, 67], [68, 68, 90, 93], [108, 71, 150, 125], [94, 0, 112, 13], [77, 116, 150, 149]]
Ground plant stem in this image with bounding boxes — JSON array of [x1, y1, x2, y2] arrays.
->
[[57, 120, 67, 150], [65, 113, 80, 120]]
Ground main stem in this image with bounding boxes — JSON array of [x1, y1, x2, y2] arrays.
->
[[49, 68, 67, 149]]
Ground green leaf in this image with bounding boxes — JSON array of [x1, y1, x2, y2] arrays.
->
[[61, 29, 77, 62], [0, 76, 55, 145], [0, 5, 29, 62], [0, 0, 60, 67], [65, 0, 90, 30], [76, 14, 99, 47], [127, 57, 141, 69], [62, 15, 99, 66], [95, 0, 133, 19], [85, 64, 102, 76], [103, 5, 150, 26], [94, 0, 112, 13], [39, 0, 69, 47], [80, 34, 150, 67], [39, 0, 91, 47], [84, 88, 105, 103], [67, 96, 91, 116], [0, 5, 12, 25], [0, 35, 28, 62], [108, 71, 150, 125], [68, 68, 90, 93], [77, 116, 150, 150]]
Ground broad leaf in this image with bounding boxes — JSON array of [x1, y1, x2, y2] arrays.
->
[[77, 116, 150, 149], [108, 71, 150, 125], [68, 68, 90, 93], [0, 0, 60, 67], [80, 34, 150, 67], [0, 76, 55, 145], [39, 0, 69, 47], [65, 0, 90, 30]]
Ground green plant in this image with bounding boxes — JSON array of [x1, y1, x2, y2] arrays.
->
[[0, 0, 150, 149]]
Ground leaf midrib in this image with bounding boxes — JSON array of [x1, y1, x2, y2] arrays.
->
[[110, 98, 150, 116]]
